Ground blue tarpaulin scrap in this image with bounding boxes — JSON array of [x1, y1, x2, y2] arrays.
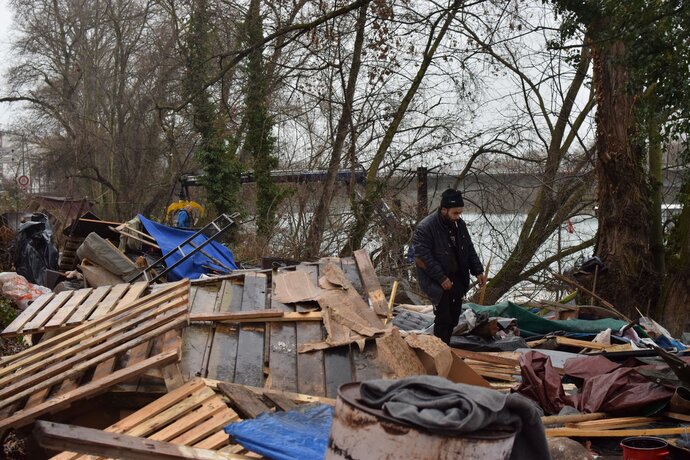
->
[[224, 404, 333, 460], [138, 214, 237, 281]]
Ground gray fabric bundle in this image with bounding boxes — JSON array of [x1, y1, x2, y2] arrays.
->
[[359, 375, 550, 460]]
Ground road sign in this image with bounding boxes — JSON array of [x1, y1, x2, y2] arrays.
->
[[17, 175, 30, 189]]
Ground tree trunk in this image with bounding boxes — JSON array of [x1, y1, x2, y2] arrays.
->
[[303, 3, 367, 259], [590, 38, 659, 319], [658, 179, 690, 335]]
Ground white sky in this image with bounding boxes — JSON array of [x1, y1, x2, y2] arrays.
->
[[0, 0, 15, 127]]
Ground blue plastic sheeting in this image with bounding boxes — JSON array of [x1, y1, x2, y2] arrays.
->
[[224, 404, 333, 460], [138, 214, 237, 281]]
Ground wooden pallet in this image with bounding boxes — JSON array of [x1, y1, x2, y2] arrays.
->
[[180, 256, 389, 398], [1, 282, 149, 337], [51, 378, 242, 460], [0, 280, 190, 434], [49, 377, 336, 459]]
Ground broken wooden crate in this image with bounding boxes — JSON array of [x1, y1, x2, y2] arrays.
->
[[0, 280, 190, 434]]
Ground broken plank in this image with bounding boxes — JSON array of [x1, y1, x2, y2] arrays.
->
[[206, 279, 242, 382], [218, 383, 273, 419], [34, 421, 251, 460], [234, 273, 266, 387], [353, 249, 388, 316]]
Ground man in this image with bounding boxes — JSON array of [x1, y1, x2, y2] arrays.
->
[[413, 188, 487, 344], [176, 205, 193, 228]]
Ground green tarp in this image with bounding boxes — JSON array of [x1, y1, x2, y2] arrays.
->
[[464, 301, 630, 338]]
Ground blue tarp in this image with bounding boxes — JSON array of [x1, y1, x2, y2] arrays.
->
[[138, 214, 237, 281], [224, 405, 333, 460]]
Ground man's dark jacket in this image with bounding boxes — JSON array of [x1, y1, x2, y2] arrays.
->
[[413, 211, 483, 305]]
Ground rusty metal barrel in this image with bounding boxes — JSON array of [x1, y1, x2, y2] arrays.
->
[[326, 382, 517, 460]]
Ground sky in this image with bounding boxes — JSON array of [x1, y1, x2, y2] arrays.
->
[[0, 0, 15, 127]]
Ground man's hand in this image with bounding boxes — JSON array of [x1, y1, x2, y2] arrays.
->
[[476, 273, 488, 287], [441, 277, 453, 290]]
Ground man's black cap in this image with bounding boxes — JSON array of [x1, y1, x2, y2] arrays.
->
[[440, 188, 464, 209]]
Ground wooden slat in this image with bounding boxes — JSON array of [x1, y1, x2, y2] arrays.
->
[[207, 280, 241, 382], [168, 409, 238, 446], [294, 265, 325, 396], [268, 272, 298, 393], [66, 286, 112, 325], [115, 281, 149, 308], [546, 426, 690, 437], [181, 284, 220, 379], [107, 378, 208, 433], [89, 284, 131, 318], [193, 430, 232, 450], [22, 291, 74, 332], [1, 292, 55, 336], [567, 416, 660, 430], [190, 310, 323, 322], [0, 350, 180, 432], [35, 421, 252, 460], [127, 387, 218, 437], [44, 288, 94, 329], [148, 399, 233, 443], [218, 383, 272, 419], [353, 249, 388, 316], [234, 273, 266, 387]]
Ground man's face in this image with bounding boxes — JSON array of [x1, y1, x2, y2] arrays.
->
[[441, 207, 463, 222]]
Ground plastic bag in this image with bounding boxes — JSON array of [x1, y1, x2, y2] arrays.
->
[[0, 272, 51, 310]]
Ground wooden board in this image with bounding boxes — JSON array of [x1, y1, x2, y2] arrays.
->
[[353, 249, 388, 316], [218, 383, 273, 419], [206, 280, 242, 381], [66, 285, 112, 324], [37, 421, 251, 460], [181, 284, 220, 379], [233, 273, 266, 387], [294, 264, 325, 396], [268, 270, 298, 393]]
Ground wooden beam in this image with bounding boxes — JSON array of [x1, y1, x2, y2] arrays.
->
[[566, 416, 660, 430], [541, 412, 607, 426], [190, 310, 322, 323], [218, 383, 273, 419], [546, 426, 690, 437], [34, 421, 252, 460]]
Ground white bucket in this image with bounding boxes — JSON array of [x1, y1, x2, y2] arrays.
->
[[326, 383, 516, 460]]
